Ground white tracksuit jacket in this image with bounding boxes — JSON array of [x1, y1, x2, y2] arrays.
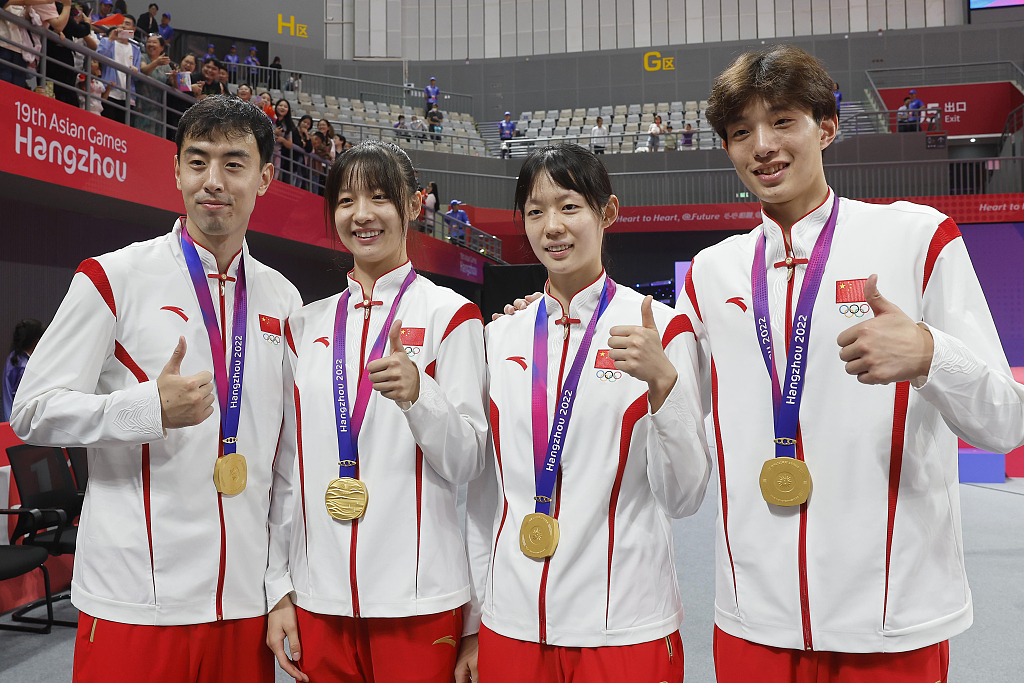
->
[[677, 190, 1024, 653], [266, 261, 488, 631], [468, 274, 712, 646], [11, 220, 302, 626]]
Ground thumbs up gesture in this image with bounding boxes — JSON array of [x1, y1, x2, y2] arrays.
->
[[156, 336, 216, 429], [367, 319, 420, 405], [837, 274, 934, 385], [608, 296, 678, 412]]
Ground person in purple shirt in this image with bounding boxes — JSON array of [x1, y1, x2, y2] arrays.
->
[[2, 319, 43, 423], [158, 13, 174, 42], [424, 76, 439, 109], [244, 47, 260, 87], [445, 200, 470, 246], [224, 45, 239, 83], [202, 43, 217, 63], [499, 112, 517, 158]]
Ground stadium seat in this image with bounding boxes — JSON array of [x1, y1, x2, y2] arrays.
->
[[641, 113, 654, 123], [543, 118, 556, 128], [699, 100, 709, 109], [625, 122, 639, 132], [270, 88, 282, 99], [553, 127, 567, 137], [685, 110, 698, 121], [529, 119, 542, 129], [612, 115, 625, 125], [526, 128, 539, 138], [559, 109, 572, 118], [627, 114, 640, 124], [642, 103, 656, 114], [521, 111, 532, 120], [611, 123, 624, 133], [546, 109, 559, 119], [587, 107, 600, 117], [671, 101, 683, 111], [584, 116, 597, 126], [613, 105, 627, 116], [572, 108, 586, 117], [421, 141, 435, 151], [567, 126, 582, 136], [600, 106, 613, 117], [627, 104, 641, 115], [571, 117, 584, 127], [557, 118, 570, 127], [539, 127, 553, 137]]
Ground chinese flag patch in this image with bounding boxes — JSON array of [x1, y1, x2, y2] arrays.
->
[[836, 279, 867, 303], [595, 349, 616, 369], [259, 314, 282, 336], [400, 327, 425, 346]]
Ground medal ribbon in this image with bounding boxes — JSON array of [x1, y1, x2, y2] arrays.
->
[[179, 222, 248, 457], [333, 268, 417, 479], [750, 196, 839, 460], [531, 278, 616, 515]]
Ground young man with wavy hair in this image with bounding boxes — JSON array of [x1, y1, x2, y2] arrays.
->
[[681, 44, 1024, 682]]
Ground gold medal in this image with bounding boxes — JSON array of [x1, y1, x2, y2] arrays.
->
[[213, 452, 247, 495], [520, 513, 560, 558], [759, 458, 812, 507], [325, 477, 369, 520]]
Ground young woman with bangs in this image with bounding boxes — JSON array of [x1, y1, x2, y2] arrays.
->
[[465, 144, 712, 682], [265, 140, 489, 682]]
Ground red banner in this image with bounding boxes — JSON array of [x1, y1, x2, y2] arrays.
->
[[877, 82, 1024, 136], [0, 81, 486, 283]]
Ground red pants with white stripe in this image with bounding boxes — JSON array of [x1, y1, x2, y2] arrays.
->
[[72, 613, 274, 683], [477, 623, 685, 683], [293, 606, 464, 682], [713, 626, 949, 683]]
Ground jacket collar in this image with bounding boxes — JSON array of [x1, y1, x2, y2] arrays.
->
[[172, 218, 245, 279], [543, 270, 608, 325], [758, 188, 835, 264], [346, 260, 414, 306]]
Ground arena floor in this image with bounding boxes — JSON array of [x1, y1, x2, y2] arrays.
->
[[1, 476, 1021, 682]]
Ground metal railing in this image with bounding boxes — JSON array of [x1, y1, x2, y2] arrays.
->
[[0, 6, 196, 139], [865, 61, 1024, 115], [837, 108, 945, 136], [326, 120, 486, 156], [500, 129, 720, 158], [229, 64, 474, 116], [999, 103, 1024, 158], [413, 211, 504, 263]]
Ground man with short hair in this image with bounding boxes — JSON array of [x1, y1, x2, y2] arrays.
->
[[158, 11, 173, 41], [90, 0, 112, 23], [136, 2, 159, 35], [243, 46, 260, 88], [897, 96, 912, 133], [424, 76, 439, 110], [690, 44, 1024, 682], [96, 16, 141, 125], [202, 43, 217, 63], [498, 111, 516, 158], [12, 95, 302, 683], [590, 115, 609, 154], [445, 200, 470, 246], [427, 102, 443, 141], [907, 88, 924, 132], [224, 44, 239, 84], [196, 58, 226, 100]]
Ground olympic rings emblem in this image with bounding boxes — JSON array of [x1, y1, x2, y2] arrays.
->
[[838, 303, 867, 318], [405, 346, 421, 356], [596, 369, 622, 382], [263, 332, 281, 344]]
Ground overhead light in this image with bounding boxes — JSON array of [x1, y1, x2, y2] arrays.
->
[[970, 138, 976, 142]]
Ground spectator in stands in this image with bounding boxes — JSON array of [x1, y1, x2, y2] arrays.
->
[[591, 115, 609, 154], [196, 57, 227, 100], [295, 114, 314, 190], [90, 0, 112, 22], [425, 75, 439, 109], [268, 55, 282, 90], [218, 64, 230, 88], [164, 51, 195, 139], [647, 114, 663, 152], [169, 51, 195, 92], [202, 43, 217, 63], [680, 122, 694, 149], [223, 45, 239, 83], [2, 319, 44, 423], [43, 2, 83, 108], [285, 72, 302, 92], [832, 81, 842, 112], [97, 16, 141, 124], [896, 96, 910, 132], [445, 199, 469, 246], [136, 2, 158, 35], [309, 131, 333, 192], [0, 0, 44, 89], [427, 103, 443, 141], [907, 88, 923, 131], [134, 33, 171, 135], [244, 46, 259, 86], [83, 58, 108, 114], [258, 91, 275, 121], [273, 98, 302, 185], [237, 82, 252, 103], [410, 114, 427, 139], [335, 133, 351, 153], [394, 113, 409, 140], [67, 3, 100, 77], [423, 181, 439, 225], [158, 11, 172, 41], [499, 111, 516, 157], [317, 119, 337, 159]]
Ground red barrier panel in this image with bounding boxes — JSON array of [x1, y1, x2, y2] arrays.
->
[[877, 82, 1024, 136]]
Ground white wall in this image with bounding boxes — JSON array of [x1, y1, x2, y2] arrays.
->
[[339, 0, 965, 58]]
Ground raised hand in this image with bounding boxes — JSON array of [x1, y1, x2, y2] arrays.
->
[[608, 296, 677, 412], [453, 633, 479, 683], [266, 594, 308, 682], [367, 319, 420, 405], [156, 337, 215, 429], [837, 274, 934, 385], [492, 291, 543, 321]]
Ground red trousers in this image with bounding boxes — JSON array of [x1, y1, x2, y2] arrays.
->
[[72, 613, 274, 683], [477, 623, 685, 683], [713, 626, 949, 683], [293, 606, 464, 682]]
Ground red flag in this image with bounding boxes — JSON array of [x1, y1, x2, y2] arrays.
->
[[836, 279, 867, 303], [93, 13, 125, 26], [594, 349, 616, 369], [400, 327, 425, 346], [259, 314, 281, 336]]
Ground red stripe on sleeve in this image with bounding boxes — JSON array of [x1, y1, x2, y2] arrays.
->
[[114, 342, 148, 383], [76, 258, 116, 318], [606, 393, 650, 626], [661, 314, 695, 349], [284, 319, 297, 355], [489, 399, 509, 599], [442, 302, 484, 342], [711, 359, 738, 602], [923, 218, 961, 293], [684, 262, 702, 322], [294, 384, 309, 561], [883, 381, 911, 622]]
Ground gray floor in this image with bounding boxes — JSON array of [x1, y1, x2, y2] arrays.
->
[[2, 478, 1022, 682]]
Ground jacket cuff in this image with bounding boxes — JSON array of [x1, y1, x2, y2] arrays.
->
[[461, 601, 482, 636], [114, 380, 166, 442], [911, 323, 980, 393], [401, 366, 447, 420], [265, 574, 295, 613]]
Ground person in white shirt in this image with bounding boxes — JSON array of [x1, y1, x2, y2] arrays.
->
[[265, 139, 488, 683], [96, 16, 140, 124], [690, 44, 1024, 682], [647, 114, 663, 152], [11, 96, 302, 682], [590, 116, 609, 154], [465, 144, 711, 682]]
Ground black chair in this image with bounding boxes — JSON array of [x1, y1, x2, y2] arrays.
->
[[6, 444, 79, 627], [67, 447, 88, 494], [0, 508, 59, 634]]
